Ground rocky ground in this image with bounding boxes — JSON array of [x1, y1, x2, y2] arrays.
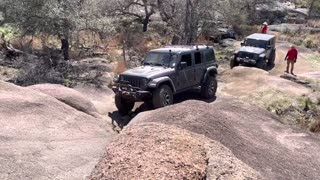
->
[[91, 100, 320, 180], [0, 81, 116, 180], [0, 36, 320, 179]]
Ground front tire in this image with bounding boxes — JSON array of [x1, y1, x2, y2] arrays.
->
[[152, 85, 173, 109], [256, 59, 267, 70], [115, 94, 134, 114], [230, 56, 239, 69], [201, 76, 218, 99]]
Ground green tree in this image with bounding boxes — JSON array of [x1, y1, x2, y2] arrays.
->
[[2, 0, 84, 60], [110, 0, 157, 32]]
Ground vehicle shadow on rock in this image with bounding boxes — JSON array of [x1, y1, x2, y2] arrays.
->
[[235, 63, 275, 72], [108, 90, 217, 131]]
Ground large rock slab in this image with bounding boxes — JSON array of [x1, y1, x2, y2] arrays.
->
[[90, 122, 260, 180], [74, 84, 115, 115], [28, 84, 100, 117], [129, 100, 320, 179], [219, 66, 311, 97], [0, 81, 115, 180]]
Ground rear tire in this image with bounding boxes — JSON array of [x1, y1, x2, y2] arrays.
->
[[201, 76, 218, 99], [152, 85, 173, 109], [256, 59, 267, 70], [230, 56, 239, 69], [115, 94, 134, 115]]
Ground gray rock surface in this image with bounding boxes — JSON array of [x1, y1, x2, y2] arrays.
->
[[129, 100, 320, 180], [90, 122, 260, 180], [28, 83, 100, 117], [0, 81, 115, 180]]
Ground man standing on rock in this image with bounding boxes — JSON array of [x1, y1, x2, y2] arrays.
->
[[261, 22, 268, 34], [284, 45, 298, 76]]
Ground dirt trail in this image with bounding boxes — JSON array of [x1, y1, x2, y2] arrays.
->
[[270, 42, 319, 76]]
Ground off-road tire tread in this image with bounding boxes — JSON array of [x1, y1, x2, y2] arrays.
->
[[201, 76, 217, 99], [152, 85, 173, 109]]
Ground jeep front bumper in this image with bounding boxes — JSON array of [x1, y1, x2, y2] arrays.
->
[[112, 83, 152, 102], [237, 57, 257, 65]]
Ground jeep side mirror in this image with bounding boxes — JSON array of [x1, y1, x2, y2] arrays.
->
[[179, 62, 188, 70]]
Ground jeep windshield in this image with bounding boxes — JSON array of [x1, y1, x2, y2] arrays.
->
[[244, 39, 268, 49], [144, 52, 178, 68]]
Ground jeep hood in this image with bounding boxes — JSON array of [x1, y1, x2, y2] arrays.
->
[[239, 46, 265, 54], [121, 66, 174, 79]]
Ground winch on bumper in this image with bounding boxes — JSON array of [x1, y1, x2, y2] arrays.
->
[[112, 81, 152, 101]]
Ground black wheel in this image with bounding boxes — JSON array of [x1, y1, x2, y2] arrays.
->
[[268, 50, 276, 66], [256, 59, 267, 70], [230, 56, 239, 69], [152, 85, 173, 109], [201, 76, 218, 99], [115, 94, 134, 114]]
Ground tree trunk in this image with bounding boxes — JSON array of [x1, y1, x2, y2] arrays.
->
[[184, 0, 191, 44], [308, 0, 316, 18], [61, 38, 69, 60], [143, 18, 149, 32]]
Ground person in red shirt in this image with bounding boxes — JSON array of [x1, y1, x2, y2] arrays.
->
[[284, 45, 298, 75], [261, 22, 268, 34]]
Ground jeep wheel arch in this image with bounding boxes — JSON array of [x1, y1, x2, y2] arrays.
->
[[148, 77, 176, 93], [203, 67, 218, 83]]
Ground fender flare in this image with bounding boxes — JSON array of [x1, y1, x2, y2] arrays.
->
[[148, 76, 176, 93], [202, 67, 218, 83]]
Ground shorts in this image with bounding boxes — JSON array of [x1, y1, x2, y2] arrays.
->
[[287, 60, 295, 64]]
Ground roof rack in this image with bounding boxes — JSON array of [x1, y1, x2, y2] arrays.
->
[[165, 44, 211, 50]]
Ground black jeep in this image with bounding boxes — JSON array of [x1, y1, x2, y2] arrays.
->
[[230, 33, 276, 70], [112, 45, 219, 114]]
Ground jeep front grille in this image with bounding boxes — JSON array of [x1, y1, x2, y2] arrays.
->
[[239, 52, 254, 59], [122, 75, 141, 88]]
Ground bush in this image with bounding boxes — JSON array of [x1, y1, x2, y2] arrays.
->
[[303, 35, 320, 49], [310, 120, 320, 132], [0, 24, 19, 40], [14, 56, 64, 86], [233, 25, 259, 39]]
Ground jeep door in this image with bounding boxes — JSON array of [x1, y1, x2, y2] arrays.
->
[[194, 51, 206, 85], [176, 53, 196, 90]]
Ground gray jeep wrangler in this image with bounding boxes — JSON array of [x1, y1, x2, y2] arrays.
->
[[230, 33, 276, 70], [112, 45, 219, 114]]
